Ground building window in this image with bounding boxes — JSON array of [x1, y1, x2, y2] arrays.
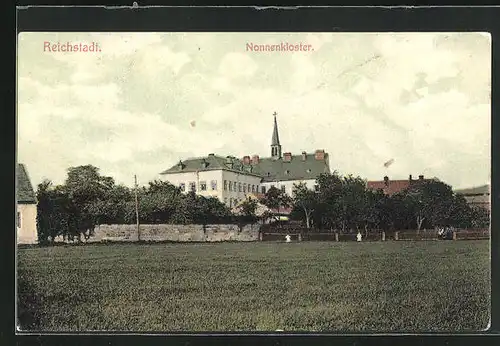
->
[[261, 186, 266, 194], [189, 182, 196, 192], [252, 185, 255, 193], [224, 180, 227, 191], [17, 212, 21, 228], [239, 183, 242, 192], [211, 180, 217, 191], [243, 183, 247, 193], [200, 181, 207, 191], [281, 185, 286, 193], [179, 183, 185, 191]]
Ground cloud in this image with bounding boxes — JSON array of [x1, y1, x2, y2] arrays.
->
[[17, 32, 490, 189], [218, 52, 258, 79]]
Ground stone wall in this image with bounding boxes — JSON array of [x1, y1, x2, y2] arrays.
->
[[56, 224, 261, 243]]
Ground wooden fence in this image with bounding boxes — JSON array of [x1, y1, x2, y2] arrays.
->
[[260, 228, 489, 242]]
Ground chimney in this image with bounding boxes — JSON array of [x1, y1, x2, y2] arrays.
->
[[251, 155, 260, 164], [419, 175, 424, 180], [384, 176, 389, 186], [409, 174, 412, 182], [315, 149, 325, 160], [208, 153, 215, 157], [242, 155, 251, 165], [201, 159, 208, 169], [283, 152, 292, 162], [301, 151, 307, 161]]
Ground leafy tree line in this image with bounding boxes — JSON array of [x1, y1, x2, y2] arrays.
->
[[36, 165, 489, 243], [285, 172, 490, 233], [36, 165, 233, 244]]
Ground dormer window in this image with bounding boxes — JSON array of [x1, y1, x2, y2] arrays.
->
[[285, 170, 290, 175], [306, 169, 311, 173]]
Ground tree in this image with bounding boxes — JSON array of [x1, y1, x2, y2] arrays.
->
[[203, 196, 233, 224], [260, 186, 292, 222], [399, 180, 455, 231], [338, 175, 367, 232], [314, 172, 343, 230], [361, 189, 386, 233], [65, 165, 114, 206], [234, 197, 259, 225], [292, 182, 317, 228], [470, 206, 490, 229], [447, 194, 473, 229], [36, 180, 72, 243], [64, 165, 115, 241], [139, 181, 182, 223]]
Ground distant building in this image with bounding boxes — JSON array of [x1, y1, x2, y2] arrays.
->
[[366, 174, 434, 196], [454, 184, 490, 211], [17, 163, 37, 244], [160, 114, 331, 208]]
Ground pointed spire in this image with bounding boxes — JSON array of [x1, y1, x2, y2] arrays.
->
[[271, 112, 280, 145], [271, 112, 282, 159]]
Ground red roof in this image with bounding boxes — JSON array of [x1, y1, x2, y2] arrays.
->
[[366, 178, 431, 196]]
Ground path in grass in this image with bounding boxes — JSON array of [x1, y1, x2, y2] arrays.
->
[[17, 240, 490, 332]]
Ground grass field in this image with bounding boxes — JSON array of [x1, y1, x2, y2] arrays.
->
[[17, 240, 490, 332]]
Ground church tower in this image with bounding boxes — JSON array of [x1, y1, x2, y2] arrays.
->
[[271, 112, 282, 159]]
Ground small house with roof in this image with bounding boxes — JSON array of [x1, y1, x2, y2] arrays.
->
[[454, 184, 490, 211], [366, 174, 434, 196], [17, 163, 38, 244], [160, 114, 331, 208]]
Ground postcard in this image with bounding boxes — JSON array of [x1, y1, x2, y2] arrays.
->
[[16, 31, 491, 332]]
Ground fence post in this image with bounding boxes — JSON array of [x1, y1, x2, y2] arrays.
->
[[453, 231, 457, 240], [382, 231, 386, 241], [335, 232, 339, 242], [395, 231, 399, 241], [259, 232, 263, 241], [298, 233, 302, 242]]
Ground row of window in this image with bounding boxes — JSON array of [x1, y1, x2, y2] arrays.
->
[[178, 180, 318, 194], [223, 180, 262, 193], [179, 180, 218, 192]]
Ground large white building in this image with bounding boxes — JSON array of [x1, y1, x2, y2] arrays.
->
[[160, 115, 331, 208]]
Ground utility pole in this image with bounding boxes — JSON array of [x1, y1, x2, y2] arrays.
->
[[134, 174, 140, 241]]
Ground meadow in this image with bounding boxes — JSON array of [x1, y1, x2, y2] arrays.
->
[[17, 240, 490, 332]]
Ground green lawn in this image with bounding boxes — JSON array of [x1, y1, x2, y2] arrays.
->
[[17, 240, 490, 332]]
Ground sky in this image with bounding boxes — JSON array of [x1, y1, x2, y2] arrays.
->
[[17, 32, 491, 189]]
